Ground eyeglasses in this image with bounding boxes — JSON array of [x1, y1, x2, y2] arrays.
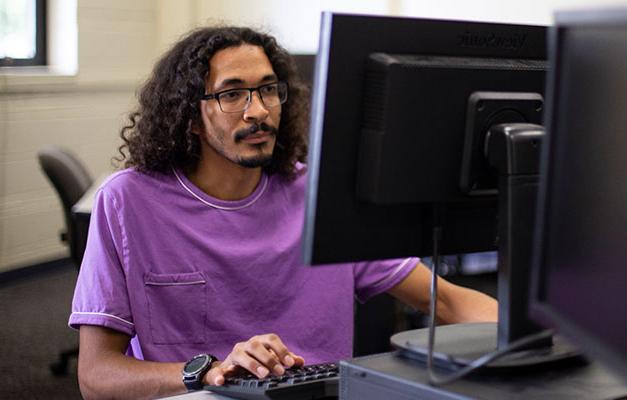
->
[[201, 81, 288, 113]]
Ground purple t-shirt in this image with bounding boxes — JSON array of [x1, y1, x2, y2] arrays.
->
[[69, 165, 418, 364]]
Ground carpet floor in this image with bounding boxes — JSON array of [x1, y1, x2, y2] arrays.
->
[[0, 262, 82, 399]]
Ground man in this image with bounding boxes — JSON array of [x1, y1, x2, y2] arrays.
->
[[70, 26, 497, 400]]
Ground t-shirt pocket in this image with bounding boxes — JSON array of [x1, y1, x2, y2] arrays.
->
[[144, 271, 207, 345]]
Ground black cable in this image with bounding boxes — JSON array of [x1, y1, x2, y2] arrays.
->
[[423, 223, 555, 385], [426, 225, 442, 375], [421, 326, 554, 385]]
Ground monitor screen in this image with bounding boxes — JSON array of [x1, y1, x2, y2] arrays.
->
[[531, 9, 627, 382], [303, 13, 546, 265]]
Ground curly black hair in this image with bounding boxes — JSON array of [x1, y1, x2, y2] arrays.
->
[[116, 26, 309, 178]]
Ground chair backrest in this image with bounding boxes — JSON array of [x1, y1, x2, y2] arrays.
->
[[37, 146, 93, 266]]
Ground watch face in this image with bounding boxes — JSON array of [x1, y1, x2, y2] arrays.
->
[[184, 355, 208, 374]]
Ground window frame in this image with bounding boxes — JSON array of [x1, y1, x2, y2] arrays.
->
[[0, 0, 47, 67]]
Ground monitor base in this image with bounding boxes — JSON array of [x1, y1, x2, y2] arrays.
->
[[391, 322, 582, 369]]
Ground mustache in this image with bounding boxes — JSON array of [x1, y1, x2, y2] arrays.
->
[[234, 123, 278, 142]]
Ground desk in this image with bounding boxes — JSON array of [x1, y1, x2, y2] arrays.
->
[[158, 391, 230, 399], [340, 351, 627, 400], [73, 173, 110, 216]]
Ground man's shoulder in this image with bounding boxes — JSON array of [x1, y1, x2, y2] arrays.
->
[[101, 168, 148, 188], [99, 168, 173, 197], [271, 162, 307, 190]]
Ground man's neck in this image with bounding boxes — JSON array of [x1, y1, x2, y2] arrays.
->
[[186, 156, 263, 201]]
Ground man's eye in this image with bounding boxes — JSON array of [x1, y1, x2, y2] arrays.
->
[[220, 91, 245, 102], [261, 85, 278, 95]]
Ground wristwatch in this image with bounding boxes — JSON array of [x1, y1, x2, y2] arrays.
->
[[182, 353, 218, 391]]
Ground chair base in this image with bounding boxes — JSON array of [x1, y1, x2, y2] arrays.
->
[[50, 346, 78, 376]]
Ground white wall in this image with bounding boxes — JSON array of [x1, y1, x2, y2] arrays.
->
[[397, 0, 627, 25], [160, 0, 627, 53], [1, 0, 626, 272], [0, 1, 156, 271]]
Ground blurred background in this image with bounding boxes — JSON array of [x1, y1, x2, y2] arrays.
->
[[1, 0, 626, 398], [3, 0, 627, 280]]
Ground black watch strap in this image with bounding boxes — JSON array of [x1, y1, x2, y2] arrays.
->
[[182, 353, 218, 391]]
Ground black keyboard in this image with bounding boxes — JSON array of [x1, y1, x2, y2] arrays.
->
[[204, 362, 339, 400]]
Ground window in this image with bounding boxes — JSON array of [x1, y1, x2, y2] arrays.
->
[[0, 0, 46, 66]]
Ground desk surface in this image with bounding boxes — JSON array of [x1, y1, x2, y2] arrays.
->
[[72, 173, 111, 216], [340, 351, 627, 400], [159, 390, 230, 400]]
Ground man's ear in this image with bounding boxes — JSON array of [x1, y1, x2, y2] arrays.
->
[[190, 119, 202, 136]]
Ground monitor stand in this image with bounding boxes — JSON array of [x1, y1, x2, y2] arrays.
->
[[391, 323, 580, 369], [394, 124, 580, 369]]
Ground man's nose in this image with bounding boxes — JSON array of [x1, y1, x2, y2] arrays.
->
[[243, 91, 270, 121]]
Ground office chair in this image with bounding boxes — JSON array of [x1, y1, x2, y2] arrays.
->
[[37, 145, 93, 376]]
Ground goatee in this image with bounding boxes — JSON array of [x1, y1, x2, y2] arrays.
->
[[237, 154, 273, 168]]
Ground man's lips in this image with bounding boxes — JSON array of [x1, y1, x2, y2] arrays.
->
[[241, 131, 272, 143]]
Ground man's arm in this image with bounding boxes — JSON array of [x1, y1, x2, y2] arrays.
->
[[387, 262, 497, 324], [78, 326, 305, 400], [78, 325, 186, 400]]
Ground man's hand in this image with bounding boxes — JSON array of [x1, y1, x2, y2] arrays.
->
[[204, 333, 305, 386]]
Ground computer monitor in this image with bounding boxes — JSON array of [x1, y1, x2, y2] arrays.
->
[[303, 12, 557, 368], [531, 8, 627, 383], [303, 13, 546, 264]]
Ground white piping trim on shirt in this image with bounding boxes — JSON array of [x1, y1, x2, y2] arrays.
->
[[172, 167, 268, 211], [371, 257, 416, 289], [71, 311, 135, 327], [145, 280, 206, 286]]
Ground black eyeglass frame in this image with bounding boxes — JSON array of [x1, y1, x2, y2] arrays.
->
[[201, 81, 289, 113]]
